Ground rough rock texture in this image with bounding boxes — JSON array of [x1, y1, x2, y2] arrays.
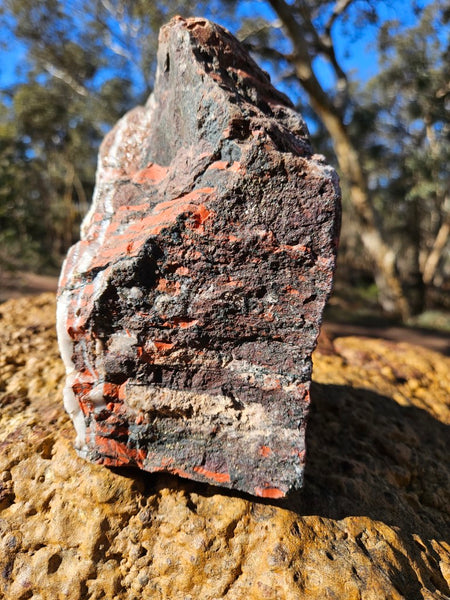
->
[[1, 294, 450, 599], [56, 17, 340, 497]]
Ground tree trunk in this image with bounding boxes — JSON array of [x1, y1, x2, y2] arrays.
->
[[296, 66, 411, 318], [267, 0, 412, 319], [423, 219, 450, 286]]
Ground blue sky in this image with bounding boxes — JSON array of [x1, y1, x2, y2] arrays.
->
[[0, 1, 437, 103]]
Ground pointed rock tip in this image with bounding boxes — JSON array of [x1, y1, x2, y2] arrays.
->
[[158, 15, 293, 110]]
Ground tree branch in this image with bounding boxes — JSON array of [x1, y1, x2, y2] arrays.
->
[[43, 62, 88, 97], [325, 0, 355, 37], [266, 0, 337, 112], [423, 214, 450, 285]]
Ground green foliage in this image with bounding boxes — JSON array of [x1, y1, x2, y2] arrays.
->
[[357, 1, 449, 294]]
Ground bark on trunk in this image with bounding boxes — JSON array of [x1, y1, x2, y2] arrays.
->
[[295, 67, 411, 319], [423, 219, 450, 286]]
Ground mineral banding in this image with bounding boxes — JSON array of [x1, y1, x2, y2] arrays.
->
[[57, 16, 341, 498]]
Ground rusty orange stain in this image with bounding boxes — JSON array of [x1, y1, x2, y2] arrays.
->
[[153, 341, 174, 351], [206, 160, 240, 173], [157, 278, 181, 295], [223, 277, 240, 287], [103, 382, 119, 398], [131, 162, 169, 184], [177, 319, 198, 329], [94, 436, 148, 467], [87, 188, 216, 271], [155, 187, 214, 212], [162, 318, 199, 329], [195, 204, 211, 225], [259, 446, 272, 457], [286, 285, 300, 295], [254, 486, 285, 499], [175, 266, 190, 275], [207, 160, 229, 171], [118, 382, 127, 401], [193, 466, 231, 483]]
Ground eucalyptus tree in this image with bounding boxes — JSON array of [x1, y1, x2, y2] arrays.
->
[[364, 1, 449, 311]]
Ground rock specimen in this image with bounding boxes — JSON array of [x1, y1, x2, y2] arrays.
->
[[1, 295, 450, 599], [56, 17, 341, 497]]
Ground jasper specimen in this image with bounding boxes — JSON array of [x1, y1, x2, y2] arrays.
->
[[57, 16, 341, 498]]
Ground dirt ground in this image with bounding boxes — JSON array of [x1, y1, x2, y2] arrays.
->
[[0, 270, 59, 302], [1, 269, 448, 355]]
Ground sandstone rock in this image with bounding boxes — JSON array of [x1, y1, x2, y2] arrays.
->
[[56, 17, 340, 497], [1, 294, 449, 599]]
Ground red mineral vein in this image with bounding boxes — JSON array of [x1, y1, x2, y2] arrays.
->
[[131, 162, 169, 184], [254, 487, 285, 499], [153, 341, 174, 351], [193, 466, 231, 483]]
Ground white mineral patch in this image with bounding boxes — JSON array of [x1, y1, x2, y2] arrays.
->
[[225, 358, 298, 392], [56, 290, 88, 452], [124, 383, 270, 432], [125, 384, 235, 417], [108, 332, 138, 356], [87, 383, 108, 411]]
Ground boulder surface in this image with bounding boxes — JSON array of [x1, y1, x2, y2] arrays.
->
[[56, 17, 340, 497], [1, 294, 449, 599]]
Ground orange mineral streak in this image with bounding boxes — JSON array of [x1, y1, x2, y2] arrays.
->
[[85, 187, 215, 271], [151, 465, 192, 480], [259, 446, 272, 457], [153, 340, 174, 352], [292, 448, 306, 461], [206, 160, 241, 173], [135, 414, 145, 425], [118, 382, 128, 401], [103, 382, 120, 399], [156, 278, 181, 295], [95, 437, 147, 467], [131, 162, 169, 184], [162, 318, 199, 329], [286, 285, 300, 295], [254, 487, 285, 499], [194, 204, 211, 226], [177, 318, 198, 329], [193, 466, 231, 484], [207, 160, 229, 171]]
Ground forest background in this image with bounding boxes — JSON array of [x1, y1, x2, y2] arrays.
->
[[0, 0, 448, 325]]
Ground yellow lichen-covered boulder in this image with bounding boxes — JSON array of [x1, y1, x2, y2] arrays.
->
[[0, 294, 449, 599]]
